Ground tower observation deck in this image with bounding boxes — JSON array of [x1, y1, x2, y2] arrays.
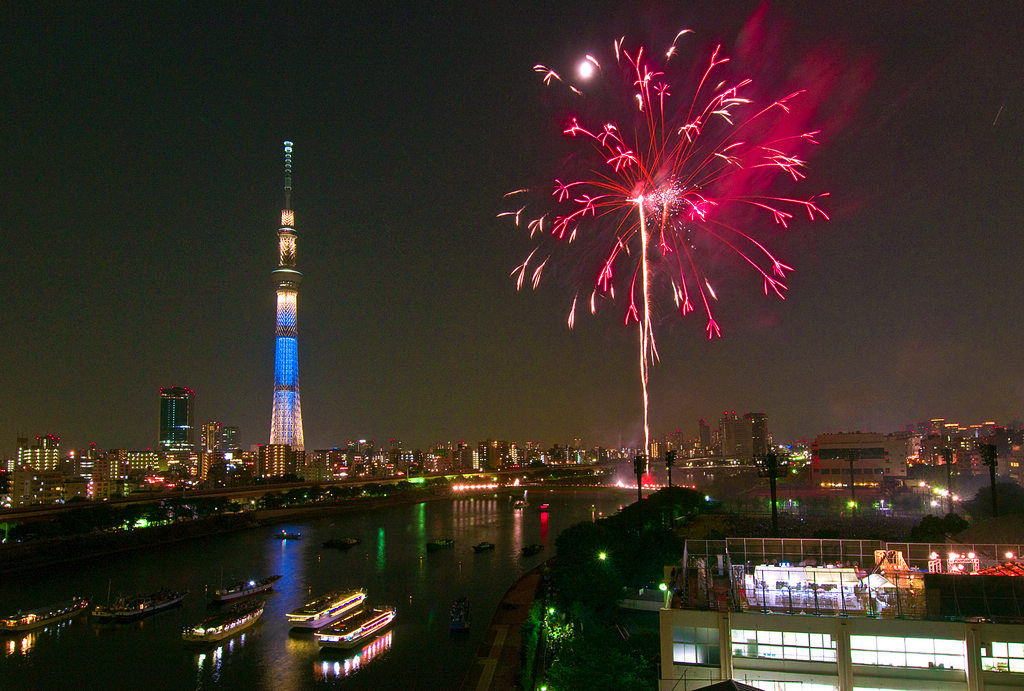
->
[[269, 140, 304, 450]]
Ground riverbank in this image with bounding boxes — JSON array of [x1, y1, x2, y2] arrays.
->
[[0, 487, 461, 575]]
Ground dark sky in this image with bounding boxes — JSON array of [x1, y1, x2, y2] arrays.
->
[[2, 1, 1022, 454]]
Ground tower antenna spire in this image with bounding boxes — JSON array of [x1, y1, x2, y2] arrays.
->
[[283, 140, 293, 209]]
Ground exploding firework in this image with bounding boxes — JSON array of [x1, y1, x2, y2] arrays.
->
[[501, 31, 829, 461]]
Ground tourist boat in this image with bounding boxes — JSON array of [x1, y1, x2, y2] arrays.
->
[[521, 543, 544, 557], [449, 597, 470, 633], [472, 541, 495, 553], [316, 606, 396, 649], [426, 538, 454, 552], [182, 599, 264, 644], [274, 530, 302, 540], [212, 574, 282, 602], [1, 597, 90, 633], [91, 589, 188, 622], [286, 589, 366, 629], [322, 537, 361, 550], [512, 490, 528, 509]]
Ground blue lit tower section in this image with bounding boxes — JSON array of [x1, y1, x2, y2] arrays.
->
[[269, 141, 304, 450]]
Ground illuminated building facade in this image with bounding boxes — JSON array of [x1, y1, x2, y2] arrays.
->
[[269, 141, 304, 451], [811, 432, 908, 490], [17, 434, 61, 472], [159, 386, 195, 453]]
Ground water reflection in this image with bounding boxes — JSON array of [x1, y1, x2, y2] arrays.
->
[[315, 629, 393, 679], [376, 527, 386, 572], [2, 618, 75, 657], [194, 631, 248, 684]]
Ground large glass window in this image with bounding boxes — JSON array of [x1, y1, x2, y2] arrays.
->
[[849, 635, 965, 670], [981, 641, 1024, 673], [672, 625, 720, 666], [731, 629, 836, 662]]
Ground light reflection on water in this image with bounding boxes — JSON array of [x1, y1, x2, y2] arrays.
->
[[0, 489, 631, 689], [314, 629, 394, 679]]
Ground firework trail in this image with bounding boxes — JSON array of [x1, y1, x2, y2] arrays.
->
[[502, 32, 829, 466]]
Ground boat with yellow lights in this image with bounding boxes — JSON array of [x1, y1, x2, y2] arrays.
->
[[286, 589, 366, 629], [182, 599, 264, 644], [0, 597, 90, 633]]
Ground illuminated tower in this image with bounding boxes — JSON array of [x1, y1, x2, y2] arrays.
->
[[269, 141, 304, 450]]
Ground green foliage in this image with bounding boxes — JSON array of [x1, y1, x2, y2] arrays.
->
[[543, 625, 653, 691], [964, 482, 1024, 519], [909, 513, 970, 542]]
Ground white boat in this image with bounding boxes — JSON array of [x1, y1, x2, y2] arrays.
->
[[316, 606, 396, 649], [212, 574, 281, 602], [286, 589, 366, 629]]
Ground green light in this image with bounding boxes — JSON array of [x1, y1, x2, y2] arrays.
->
[[548, 607, 556, 614], [598, 552, 607, 561], [659, 582, 668, 592]]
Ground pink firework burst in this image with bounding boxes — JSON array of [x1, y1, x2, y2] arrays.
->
[[502, 32, 829, 457]]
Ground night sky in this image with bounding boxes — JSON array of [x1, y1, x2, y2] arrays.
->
[[3, 1, 1022, 454]]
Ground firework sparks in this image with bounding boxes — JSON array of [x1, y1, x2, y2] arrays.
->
[[504, 32, 829, 461]]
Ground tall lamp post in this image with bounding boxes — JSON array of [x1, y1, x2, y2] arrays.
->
[[765, 451, 780, 537], [633, 454, 646, 503], [665, 450, 676, 488], [942, 447, 954, 515]]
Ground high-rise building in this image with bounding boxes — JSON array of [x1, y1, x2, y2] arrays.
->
[[697, 418, 711, 454], [17, 434, 61, 472], [269, 141, 305, 451], [221, 426, 240, 451], [159, 386, 195, 453], [745, 412, 769, 459], [718, 411, 752, 462], [202, 421, 223, 452]]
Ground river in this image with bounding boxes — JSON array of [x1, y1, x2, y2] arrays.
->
[[0, 488, 633, 690]]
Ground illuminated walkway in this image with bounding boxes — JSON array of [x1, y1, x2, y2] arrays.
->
[[461, 566, 543, 690]]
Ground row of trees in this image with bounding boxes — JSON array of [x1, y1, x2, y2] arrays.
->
[[534, 487, 710, 690]]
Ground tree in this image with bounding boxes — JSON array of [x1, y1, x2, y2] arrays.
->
[[980, 442, 998, 518], [665, 450, 675, 488]]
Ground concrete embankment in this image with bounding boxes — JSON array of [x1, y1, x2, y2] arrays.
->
[[461, 563, 546, 691]]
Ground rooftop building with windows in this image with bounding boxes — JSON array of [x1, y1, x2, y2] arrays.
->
[[659, 537, 1024, 690]]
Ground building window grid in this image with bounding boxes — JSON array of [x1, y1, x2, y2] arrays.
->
[[731, 629, 837, 663], [982, 640, 1024, 673], [849, 635, 965, 670], [671, 625, 720, 666]]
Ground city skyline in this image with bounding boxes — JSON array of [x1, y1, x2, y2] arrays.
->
[[3, 2, 1022, 452]]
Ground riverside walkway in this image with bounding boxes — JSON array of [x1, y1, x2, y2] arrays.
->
[[461, 564, 544, 690]]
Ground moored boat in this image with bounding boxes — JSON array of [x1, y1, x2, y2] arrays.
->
[[449, 597, 470, 633], [1, 597, 90, 633], [212, 574, 282, 602], [275, 530, 302, 540], [182, 599, 264, 644], [426, 538, 454, 552], [286, 589, 366, 629], [322, 537, 361, 550], [316, 606, 396, 649], [91, 589, 188, 622], [521, 543, 544, 557], [472, 541, 495, 553]]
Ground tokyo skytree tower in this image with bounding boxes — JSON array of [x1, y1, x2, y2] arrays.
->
[[269, 141, 304, 450]]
